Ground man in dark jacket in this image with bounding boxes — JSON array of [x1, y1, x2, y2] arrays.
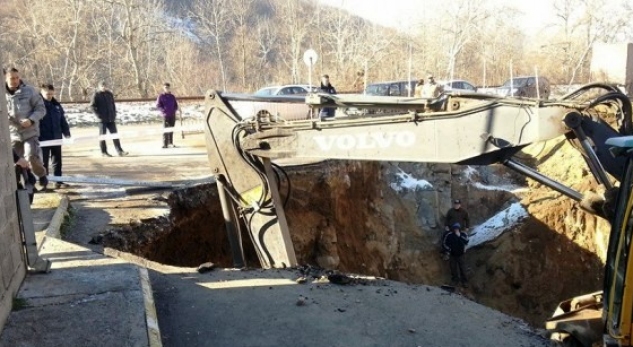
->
[[156, 82, 179, 148], [90, 81, 127, 157], [40, 84, 71, 189], [442, 223, 469, 286], [319, 74, 337, 120], [444, 199, 470, 232]]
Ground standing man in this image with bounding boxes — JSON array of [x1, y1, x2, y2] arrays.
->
[[442, 223, 470, 287], [422, 74, 444, 98], [319, 74, 337, 120], [90, 81, 128, 157], [156, 82, 179, 148], [5, 67, 48, 190], [444, 199, 470, 233], [40, 84, 71, 189], [414, 79, 425, 97]]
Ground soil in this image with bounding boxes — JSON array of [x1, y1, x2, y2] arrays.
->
[[57, 122, 609, 334]]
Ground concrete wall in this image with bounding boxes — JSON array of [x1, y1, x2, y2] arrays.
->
[[0, 60, 27, 330]]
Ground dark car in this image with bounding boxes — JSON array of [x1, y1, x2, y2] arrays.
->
[[495, 76, 551, 99], [365, 80, 417, 97]]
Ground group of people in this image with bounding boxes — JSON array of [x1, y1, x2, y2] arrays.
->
[[414, 74, 444, 98], [7, 67, 180, 196]]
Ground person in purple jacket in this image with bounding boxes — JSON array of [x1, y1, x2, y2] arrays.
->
[[156, 82, 179, 148]]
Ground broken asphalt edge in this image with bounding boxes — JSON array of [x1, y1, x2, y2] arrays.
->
[[43, 195, 69, 239], [139, 267, 163, 347], [42, 195, 162, 347]]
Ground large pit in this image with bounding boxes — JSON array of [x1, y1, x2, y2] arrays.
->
[[101, 140, 608, 327]]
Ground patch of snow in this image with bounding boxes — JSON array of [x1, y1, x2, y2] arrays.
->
[[472, 182, 523, 193], [63, 102, 205, 127], [462, 165, 477, 180], [466, 202, 529, 249], [390, 169, 433, 192]]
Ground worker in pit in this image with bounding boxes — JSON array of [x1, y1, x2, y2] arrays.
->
[[442, 223, 470, 287], [444, 199, 470, 233]]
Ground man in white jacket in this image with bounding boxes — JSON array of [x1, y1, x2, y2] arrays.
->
[[5, 67, 48, 190]]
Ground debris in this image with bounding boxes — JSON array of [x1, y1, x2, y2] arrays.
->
[[296, 296, 306, 306], [337, 308, 346, 312], [408, 328, 416, 333], [295, 276, 307, 284], [440, 285, 456, 293], [88, 234, 103, 245], [197, 262, 216, 273]]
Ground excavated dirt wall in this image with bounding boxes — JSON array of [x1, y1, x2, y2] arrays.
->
[[103, 138, 609, 326]]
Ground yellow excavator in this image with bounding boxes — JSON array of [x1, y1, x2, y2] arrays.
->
[[202, 83, 633, 347]]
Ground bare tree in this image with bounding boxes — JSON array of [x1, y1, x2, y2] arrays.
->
[[190, 0, 231, 91], [275, 0, 313, 84], [228, 0, 256, 90]]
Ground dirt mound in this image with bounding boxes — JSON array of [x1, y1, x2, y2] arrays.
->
[[465, 138, 609, 325]]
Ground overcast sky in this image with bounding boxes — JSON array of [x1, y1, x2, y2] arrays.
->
[[317, 0, 556, 36]]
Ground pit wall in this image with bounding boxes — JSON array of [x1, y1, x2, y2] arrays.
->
[[0, 61, 27, 330], [285, 161, 518, 282]]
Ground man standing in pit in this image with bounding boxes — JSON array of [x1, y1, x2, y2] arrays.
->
[[5, 67, 48, 190], [156, 82, 179, 148], [444, 199, 470, 233], [442, 223, 470, 287]]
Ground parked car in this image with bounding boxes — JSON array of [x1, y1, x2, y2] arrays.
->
[[234, 84, 319, 121], [439, 79, 478, 93], [347, 80, 418, 116], [495, 76, 551, 99], [254, 84, 318, 96], [365, 80, 417, 97]]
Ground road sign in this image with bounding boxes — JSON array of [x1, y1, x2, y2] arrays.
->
[[303, 49, 318, 67]]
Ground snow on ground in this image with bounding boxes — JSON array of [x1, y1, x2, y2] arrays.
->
[[462, 165, 526, 193], [472, 182, 526, 193], [462, 165, 477, 180], [467, 202, 529, 249], [390, 169, 433, 192], [63, 102, 206, 127]]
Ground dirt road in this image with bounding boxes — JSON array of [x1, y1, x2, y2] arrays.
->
[[51, 122, 549, 346]]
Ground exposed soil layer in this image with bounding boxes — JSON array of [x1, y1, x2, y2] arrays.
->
[[102, 138, 609, 326]]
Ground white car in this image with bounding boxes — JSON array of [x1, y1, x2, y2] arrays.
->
[[438, 79, 478, 93], [254, 85, 319, 96], [234, 85, 320, 121]]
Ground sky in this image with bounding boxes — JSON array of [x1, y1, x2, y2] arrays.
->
[[318, 0, 556, 37]]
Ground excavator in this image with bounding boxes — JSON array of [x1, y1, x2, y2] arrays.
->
[[202, 82, 633, 347]]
